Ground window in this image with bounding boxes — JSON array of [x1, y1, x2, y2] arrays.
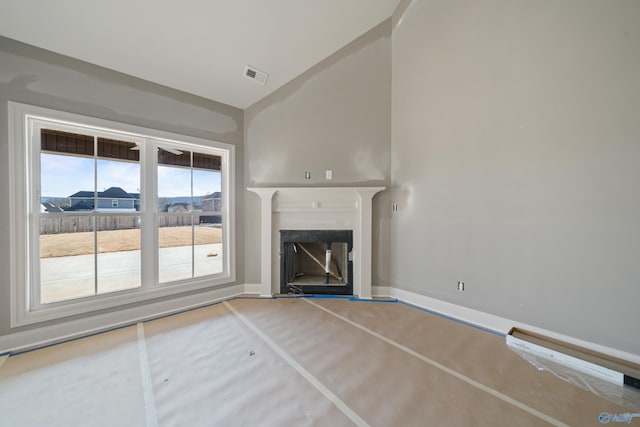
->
[[9, 102, 235, 326]]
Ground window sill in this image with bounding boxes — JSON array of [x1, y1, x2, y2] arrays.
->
[[13, 273, 236, 328]]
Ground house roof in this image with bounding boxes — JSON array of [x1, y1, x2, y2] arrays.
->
[[41, 202, 63, 213], [69, 187, 135, 199], [65, 200, 94, 211], [202, 192, 222, 200], [69, 190, 93, 198]]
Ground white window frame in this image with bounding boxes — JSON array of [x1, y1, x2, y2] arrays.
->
[[9, 102, 236, 327]]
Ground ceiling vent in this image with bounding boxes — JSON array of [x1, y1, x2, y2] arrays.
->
[[244, 65, 268, 85]]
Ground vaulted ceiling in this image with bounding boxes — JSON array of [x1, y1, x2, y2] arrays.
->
[[0, 0, 401, 109]]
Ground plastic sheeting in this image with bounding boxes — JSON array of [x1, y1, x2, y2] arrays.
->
[[509, 345, 640, 410]]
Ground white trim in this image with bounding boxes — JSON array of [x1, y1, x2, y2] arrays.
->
[[371, 285, 392, 298], [243, 283, 262, 295], [22, 276, 236, 326], [505, 335, 624, 386], [8, 101, 29, 329], [246, 188, 277, 297], [389, 287, 640, 365], [8, 102, 236, 327], [0, 284, 244, 354], [247, 186, 384, 298]]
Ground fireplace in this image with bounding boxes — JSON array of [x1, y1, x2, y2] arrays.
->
[[247, 186, 384, 298], [280, 230, 353, 295]]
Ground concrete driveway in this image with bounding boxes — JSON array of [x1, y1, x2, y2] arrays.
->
[[40, 244, 223, 304]]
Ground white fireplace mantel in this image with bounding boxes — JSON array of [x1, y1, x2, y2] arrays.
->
[[247, 187, 384, 298]]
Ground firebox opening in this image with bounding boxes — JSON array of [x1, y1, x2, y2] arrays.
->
[[280, 230, 353, 295]]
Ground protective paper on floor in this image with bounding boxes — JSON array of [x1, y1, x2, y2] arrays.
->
[[285, 298, 640, 426], [142, 303, 354, 426], [2, 298, 638, 427], [0, 326, 146, 427], [227, 298, 549, 426]]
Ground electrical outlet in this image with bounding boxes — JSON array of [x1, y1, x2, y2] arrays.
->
[[325, 170, 333, 180], [305, 171, 311, 180], [457, 281, 465, 292]]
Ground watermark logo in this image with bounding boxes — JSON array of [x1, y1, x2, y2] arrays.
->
[[599, 412, 640, 424]]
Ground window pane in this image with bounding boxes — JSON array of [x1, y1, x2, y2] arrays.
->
[[41, 129, 95, 212], [41, 153, 94, 213], [41, 129, 94, 156], [97, 216, 141, 294], [194, 171, 221, 213], [158, 148, 192, 212], [194, 217, 223, 277], [40, 216, 95, 304], [158, 214, 194, 283], [97, 138, 140, 212]]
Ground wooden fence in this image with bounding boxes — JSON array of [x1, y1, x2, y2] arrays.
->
[[40, 215, 206, 234]]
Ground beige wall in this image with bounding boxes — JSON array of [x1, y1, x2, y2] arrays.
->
[[391, 0, 640, 354], [0, 36, 244, 337], [244, 21, 392, 286]]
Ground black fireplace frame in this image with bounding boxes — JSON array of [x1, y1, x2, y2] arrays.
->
[[280, 229, 353, 295]]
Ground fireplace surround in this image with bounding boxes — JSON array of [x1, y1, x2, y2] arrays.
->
[[247, 187, 384, 298]]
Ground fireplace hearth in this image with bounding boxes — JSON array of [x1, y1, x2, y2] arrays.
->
[[280, 230, 353, 295]]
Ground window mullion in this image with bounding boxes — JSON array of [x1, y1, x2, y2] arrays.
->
[[141, 140, 156, 288], [93, 136, 98, 296], [30, 122, 43, 310], [190, 151, 195, 278]]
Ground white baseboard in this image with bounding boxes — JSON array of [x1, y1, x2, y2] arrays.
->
[[372, 285, 392, 298], [389, 287, 640, 366], [0, 284, 244, 354], [243, 283, 262, 295]]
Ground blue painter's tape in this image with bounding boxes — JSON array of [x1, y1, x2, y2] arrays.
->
[[348, 297, 398, 303], [273, 294, 309, 299], [398, 301, 504, 337], [310, 294, 353, 300]]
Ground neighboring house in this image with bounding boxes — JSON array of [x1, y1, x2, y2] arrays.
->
[[167, 202, 189, 213], [201, 192, 222, 224], [129, 193, 141, 211], [41, 202, 63, 213], [67, 186, 137, 212], [201, 192, 222, 213]]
